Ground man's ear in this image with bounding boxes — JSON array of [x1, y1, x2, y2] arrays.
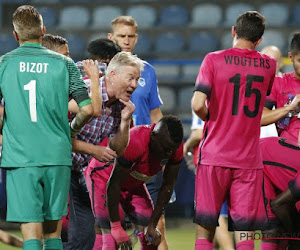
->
[[13, 31, 19, 42], [41, 26, 46, 36]]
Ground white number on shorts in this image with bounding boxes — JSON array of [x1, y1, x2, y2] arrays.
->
[[24, 80, 37, 122]]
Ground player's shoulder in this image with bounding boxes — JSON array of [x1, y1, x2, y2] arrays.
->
[[142, 60, 155, 71], [130, 124, 152, 138], [275, 72, 295, 83], [204, 49, 226, 60]]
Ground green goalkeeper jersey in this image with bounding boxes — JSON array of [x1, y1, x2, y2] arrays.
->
[[0, 43, 91, 167]]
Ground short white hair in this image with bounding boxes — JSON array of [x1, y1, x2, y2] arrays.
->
[[106, 51, 144, 78]]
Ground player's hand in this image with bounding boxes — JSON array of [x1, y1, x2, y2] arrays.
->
[[144, 226, 161, 246], [119, 99, 135, 121], [289, 94, 300, 113], [82, 59, 100, 79], [92, 145, 117, 162], [110, 221, 132, 250]]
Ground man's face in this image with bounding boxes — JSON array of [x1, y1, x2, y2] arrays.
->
[[290, 52, 300, 79], [56, 44, 70, 58], [111, 65, 140, 102], [108, 24, 138, 53]]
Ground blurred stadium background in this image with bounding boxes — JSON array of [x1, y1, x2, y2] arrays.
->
[[0, 1, 299, 248]]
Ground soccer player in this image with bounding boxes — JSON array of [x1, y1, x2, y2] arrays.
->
[[259, 33, 300, 249], [0, 5, 93, 250], [42, 34, 102, 117], [191, 11, 276, 250], [65, 51, 144, 250], [260, 45, 283, 139], [108, 16, 169, 249], [84, 115, 183, 249], [184, 113, 234, 250], [42, 34, 70, 57]]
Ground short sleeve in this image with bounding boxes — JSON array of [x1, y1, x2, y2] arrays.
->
[[146, 64, 163, 110], [194, 54, 214, 97], [265, 77, 280, 109]]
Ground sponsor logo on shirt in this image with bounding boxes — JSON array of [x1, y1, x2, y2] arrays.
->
[[130, 170, 154, 182], [138, 78, 146, 87]]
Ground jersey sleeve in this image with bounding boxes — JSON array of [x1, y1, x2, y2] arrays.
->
[[267, 58, 276, 96], [169, 141, 184, 164], [194, 54, 214, 97], [66, 59, 91, 107], [146, 63, 163, 110], [265, 76, 280, 109]]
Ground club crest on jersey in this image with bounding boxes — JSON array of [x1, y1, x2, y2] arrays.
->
[[138, 78, 146, 87]]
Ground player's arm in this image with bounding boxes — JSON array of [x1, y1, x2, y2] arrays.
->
[[83, 59, 102, 117], [107, 158, 133, 248], [191, 91, 208, 121], [109, 100, 135, 156], [145, 161, 181, 246], [150, 107, 163, 124], [183, 128, 203, 155], [72, 140, 117, 162], [68, 60, 101, 117], [68, 60, 94, 139], [261, 95, 300, 126]]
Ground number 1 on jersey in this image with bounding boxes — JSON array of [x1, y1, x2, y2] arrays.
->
[[24, 80, 37, 122]]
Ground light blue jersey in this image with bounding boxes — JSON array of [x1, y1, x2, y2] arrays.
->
[[131, 61, 163, 126]]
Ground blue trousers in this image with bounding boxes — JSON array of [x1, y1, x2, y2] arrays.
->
[[63, 170, 95, 250]]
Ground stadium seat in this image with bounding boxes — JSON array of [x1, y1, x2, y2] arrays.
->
[[62, 34, 86, 60], [134, 33, 152, 55], [178, 87, 195, 111], [154, 32, 185, 54], [190, 4, 222, 28], [259, 3, 289, 27], [63, 0, 90, 2], [31, 0, 60, 3], [59, 6, 90, 30], [189, 32, 219, 54], [159, 5, 189, 27], [157, 87, 176, 112], [257, 30, 286, 53], [91, 6, 122, 30], [290, 3, 300, 26], [0, 34, 18, 55], [220, 32, 233, 50], [38, 7, 57, 28], [126, 5, 156, 29], [224, 3, 255, 27], [151, 64, 180, 81], [181, 64, 201, 82]]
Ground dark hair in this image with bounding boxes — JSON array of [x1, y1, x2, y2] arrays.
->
[[42, 34, 67, 51], [290, 32, 300, 56], [87, 38, 121, 61], [158, 115, 183, 144], [235, 11, 266, 43]]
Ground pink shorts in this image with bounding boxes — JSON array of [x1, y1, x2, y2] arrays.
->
[[194, 164, 267, 231], [84, 165, 153, 229], [261, 137, 300, 225]]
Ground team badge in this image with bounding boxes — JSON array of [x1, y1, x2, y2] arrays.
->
[[138, 78, 146, 87]]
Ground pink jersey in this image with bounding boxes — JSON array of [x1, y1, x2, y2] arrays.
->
[[87, 125, 183, 189], [265, 72, 300, 141], [195, 48, 276, 169]]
